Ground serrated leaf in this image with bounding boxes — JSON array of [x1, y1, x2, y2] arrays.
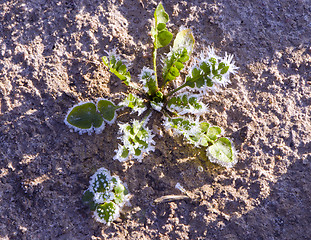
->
[[207, 137, 236, 168], [119, 93, 146, 116], [102, 55, 131, 86], [65, 102, 104, 133], [163, 48, 189, 83], [167, 94, 205, 115], [185, 48, 238, 90], [161, 29, 194, 86], [220, 65, 230, 74], [114, 120, 155, 162], [97, 99, 118, 123], [185, 62, 214, 89], [139, 67, 158, 96], [166, 117, 224, 149]]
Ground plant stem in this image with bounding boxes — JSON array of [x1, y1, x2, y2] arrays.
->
[[165, 83, 188, 98], [153, 47, 158, 90]]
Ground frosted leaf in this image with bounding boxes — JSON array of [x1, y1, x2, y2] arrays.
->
[[83, 167, 130, 225], [114, 120, 155, 162], [119, 93, 146, 116], [64, 101, 105, 135]]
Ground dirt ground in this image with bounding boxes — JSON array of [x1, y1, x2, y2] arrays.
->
[[0, 0, 310, 239]]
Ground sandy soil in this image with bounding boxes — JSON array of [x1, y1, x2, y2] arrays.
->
[[0, 0, 310, 239]]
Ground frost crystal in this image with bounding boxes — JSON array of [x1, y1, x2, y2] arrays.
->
[[83, 167, 130, 225], [114, 120, 155, 162]]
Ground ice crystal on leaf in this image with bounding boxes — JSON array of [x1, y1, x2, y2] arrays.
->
[[82, 168, 130, 225], [65, 2, 239, 225], [65, 2, 238, 167]]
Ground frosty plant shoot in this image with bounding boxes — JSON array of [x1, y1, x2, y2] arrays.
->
[[65, 2, 238, 168], [66, 3, 238, 223], [82, 168, 130, 225]]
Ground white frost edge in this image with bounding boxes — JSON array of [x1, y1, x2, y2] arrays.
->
[[183, 46, 238, 93], [104, 48, 131, 68], [163, 116, 223, 148], [113, 120, 156, 162], [206, 138, 238, 168], [64, 101, 106, 135], [88, 167, 131, 225], [118, 93, 147, 116], [151, 101, 163, 112], [167, 93, 208, 116], [93, 201, 120, 226], [139, 67, 155, 95], [199, 46, 238, 88]]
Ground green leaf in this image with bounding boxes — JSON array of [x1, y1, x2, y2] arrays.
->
[[139, 67, 158, 96], [65, 102, 104, 134], [207, 137, 237, 168], [82, 190, 97, 211], [175, 61, 184, 70], [102, 54, 131, 86], [161, 29, 194, 85], [206, 126, 222, 141], [97, 99, 118, 123], [119, 93, 146, 116], [121, 147, 129, 159], [173, 29, 195, 54], [200, 136, 211, 147], [220, 65, 230, 74], [157, 30, 173, 48], [95, 202, 118, 224], [114, 120, 155, 161], [157, 23, 166, 31], [113, 183, 126, 204], [86, 167, 130, 225], [185, 62, 214, 90], [200, 122, 210, 132], [167, 94, 205, 115], [152, 3, 172, 49], [170, 66, 180, 77], [91, 171, 111, 194], [166, 117, 224, 148], [185, 48, 238, 90], [154, 3, 169, 24]]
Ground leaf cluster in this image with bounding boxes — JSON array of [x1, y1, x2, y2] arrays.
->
[[82, 168, 129, 225], [64, 2, 239, 225]]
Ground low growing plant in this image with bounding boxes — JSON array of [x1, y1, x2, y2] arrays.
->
[[82, 167, 130, 225], [65, 2, 238, 224]]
